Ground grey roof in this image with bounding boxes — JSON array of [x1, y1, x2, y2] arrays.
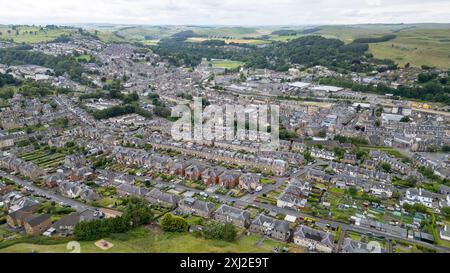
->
[[252, 214, 290, 233], [294, 225, 335, 248], [407, 188, 433, 198], [179, 198, 215, 213], [215, 205, 250, 222], [341, 238, 385, 253], [117, 184, 148, 196], [51, 213, 81, 231], [146, 188, 179, 204], [25, 214, 51, 227]]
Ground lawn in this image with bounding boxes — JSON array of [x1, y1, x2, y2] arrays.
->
[[260, 178, 276, 185], [76, 54, 93, 62], [202, 59, 245, 69], [0, 228, 292, 253]]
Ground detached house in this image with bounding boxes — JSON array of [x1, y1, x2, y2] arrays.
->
[[249, 214, 291, 242]]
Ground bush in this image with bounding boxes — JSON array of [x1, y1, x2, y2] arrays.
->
[[203, 221, 237, 242], [160, 213, 189, 232], [74, 197, 153, 241]]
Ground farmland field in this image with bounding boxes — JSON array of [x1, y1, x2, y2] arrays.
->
[[0, 25, 75, 43]]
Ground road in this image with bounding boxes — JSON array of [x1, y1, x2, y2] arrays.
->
[[0, 170, 92, 213], [152, 175, 450, 253], [4, 168, 447, 253]]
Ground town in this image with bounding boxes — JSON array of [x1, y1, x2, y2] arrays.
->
[[0, 22, 449, 254]]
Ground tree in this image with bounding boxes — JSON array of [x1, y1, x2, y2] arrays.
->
[[317, 131, 327, 138], [303, 150, 314, 162], [400, 116, 411, 123], [391, 191, 401, 201], [123, 197, 153, 227], [348, 186, 358, 196], [203, 221, 237, 242], [380, 162, 391, 173], [405, 176, 418, 187], [442, 207, 450, 219], [153, 106, 171, 118], [160, 213, 188, 232]]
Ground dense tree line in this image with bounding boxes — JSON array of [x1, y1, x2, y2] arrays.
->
[[0, 47, 85, 82], [153, 35, 380, 73], [271, 30, 298, 36], [73, 197, 153, 241], [334, 135, 369, 145], [352, 35, 397, 44], [201, 221, 237, 242], [171, 30, 201, 40], [93, 104, 153, 119], [0, 73, 20, 88]]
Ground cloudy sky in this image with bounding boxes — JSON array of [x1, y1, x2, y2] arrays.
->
[[1, 0, 449, 25]]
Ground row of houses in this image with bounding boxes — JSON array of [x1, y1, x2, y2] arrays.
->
[[328, 162, 392, 182], [331, 174, 394, 198], [150, 140, 288, 176], [0, 155, 46, 180], [370, 150, 410, 174], [144, 188, 291, 241]]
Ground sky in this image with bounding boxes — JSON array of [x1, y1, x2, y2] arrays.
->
[[1, 0, 450, 26]]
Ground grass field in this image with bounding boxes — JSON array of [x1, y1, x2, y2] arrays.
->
[[187, 37, 268, 45], [368, 28, 450, 68], [202, 59, 245, 69], [314, 24, 450, 68], [267, 24, 450, 69], [0, 25, 74, 43], [76, 54, 93, 62], [0, 228, 302, 253]]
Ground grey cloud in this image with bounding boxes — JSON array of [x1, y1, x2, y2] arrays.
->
[[0, 0, 448, 25]]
